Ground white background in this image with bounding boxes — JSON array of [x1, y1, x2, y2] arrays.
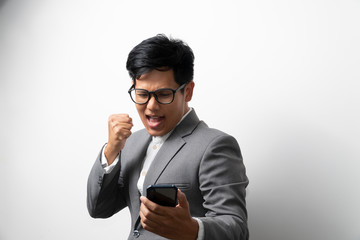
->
[[0, 0, 359, 239]]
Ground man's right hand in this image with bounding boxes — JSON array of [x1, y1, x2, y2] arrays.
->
[[104, 114, 133, 165]]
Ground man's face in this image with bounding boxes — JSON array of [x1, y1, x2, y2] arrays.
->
[[134, 69, 194, 136]]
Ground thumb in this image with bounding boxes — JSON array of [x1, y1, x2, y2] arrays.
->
[[176, 189, 189, 209]]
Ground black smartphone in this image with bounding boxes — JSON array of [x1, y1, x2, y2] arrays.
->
[[146, 184, 178, 207]]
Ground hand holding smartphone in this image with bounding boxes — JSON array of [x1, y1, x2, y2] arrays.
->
[[146, 184, 178, 207]]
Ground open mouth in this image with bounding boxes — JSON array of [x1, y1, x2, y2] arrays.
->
[[146, 115, 165, 129]]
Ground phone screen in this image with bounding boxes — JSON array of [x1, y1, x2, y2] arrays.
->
[[146, 185, 178, 207]]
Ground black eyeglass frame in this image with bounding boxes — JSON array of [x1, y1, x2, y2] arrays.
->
[[128, 83, 187, 105]]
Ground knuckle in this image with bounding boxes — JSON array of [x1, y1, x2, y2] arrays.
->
[[152, 205, 161, 212], [113, 125, 121, 133], [142, 222, 149, 230], [142, 217, 150, 225], [119, 130, 128, 138], [108, 114, 116, 121], [120, 114, 129, 120], [143, 209, 151, 218]]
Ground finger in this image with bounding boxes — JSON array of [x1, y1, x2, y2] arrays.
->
[[140, 202, 167, 227], [113, 124, 133, 136], [117, 129, 132, 140], [118, 114, 133, 124], [139, 208, 159, 230], [140, 196, 158, 212], [140, 196, 168, 217], [176, 189, 189, 209], [109, 114, 133, 126], [118, 117, 133, 126], [111, 121, 133, 131]]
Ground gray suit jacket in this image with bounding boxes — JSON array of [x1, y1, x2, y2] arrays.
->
[[87, 110, 249, 239]]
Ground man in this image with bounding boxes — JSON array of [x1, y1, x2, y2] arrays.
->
[[87, 34, 249, 240]]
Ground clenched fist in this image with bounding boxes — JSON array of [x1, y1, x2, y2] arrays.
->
[[104, 114, 133, 165]]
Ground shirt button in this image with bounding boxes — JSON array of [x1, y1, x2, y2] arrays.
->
[[133, 230, 140, 238]]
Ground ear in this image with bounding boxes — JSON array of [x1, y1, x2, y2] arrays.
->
[[185, 81, 195, 102]]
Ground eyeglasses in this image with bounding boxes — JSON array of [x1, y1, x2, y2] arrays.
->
[[128, 84, 186, 105]]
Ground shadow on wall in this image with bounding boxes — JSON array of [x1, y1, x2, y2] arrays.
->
[[0, 0, 7, 10], [246, 118, 359, 240]]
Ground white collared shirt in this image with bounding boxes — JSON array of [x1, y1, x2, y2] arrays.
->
[[136, 131, 171, 195]]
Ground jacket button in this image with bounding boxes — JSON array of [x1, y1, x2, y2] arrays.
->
[[97, 176, 103, 186], [133, 230, 140, 238]]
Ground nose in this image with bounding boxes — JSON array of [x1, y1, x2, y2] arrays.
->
[[146, 93, 160, 111]]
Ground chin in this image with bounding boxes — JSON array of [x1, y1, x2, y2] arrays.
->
[[146, 128, 162, 136], [146, 126, 172, 136]]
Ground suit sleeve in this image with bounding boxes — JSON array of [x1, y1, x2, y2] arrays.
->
[[198, 134, 249, 240], [87, 145, 127, 218]]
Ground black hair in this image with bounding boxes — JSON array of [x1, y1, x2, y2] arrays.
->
[[126, 34, 194, 85]]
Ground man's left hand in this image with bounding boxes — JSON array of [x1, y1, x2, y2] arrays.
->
[[139, 189, 199, 240]]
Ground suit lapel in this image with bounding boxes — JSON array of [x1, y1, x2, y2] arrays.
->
[[142, 110, 201, 193], [142, 133, 185, 192]]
